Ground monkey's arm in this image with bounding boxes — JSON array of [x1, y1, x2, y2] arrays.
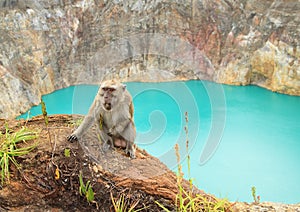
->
[[68, 101, 99, 142], [109, 102, 134, 135]]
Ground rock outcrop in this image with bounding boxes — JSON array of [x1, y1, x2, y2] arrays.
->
[[0, 0, 300, 118]]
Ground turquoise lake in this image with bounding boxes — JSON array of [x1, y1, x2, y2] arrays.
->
[[19, 81, 300, 204]]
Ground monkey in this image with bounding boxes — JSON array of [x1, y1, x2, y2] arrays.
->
[[67, 79, 136, 158]]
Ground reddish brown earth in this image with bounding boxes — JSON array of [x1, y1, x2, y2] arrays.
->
[[0, 115, 203, 211]]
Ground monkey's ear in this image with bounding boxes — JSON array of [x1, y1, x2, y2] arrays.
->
[[122, 84, 126, 91]]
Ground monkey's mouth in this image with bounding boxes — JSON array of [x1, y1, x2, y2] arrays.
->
[[104, 103, 112, 110]]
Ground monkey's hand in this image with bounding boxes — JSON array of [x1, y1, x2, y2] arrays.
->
[[67, 134, 78, 143], [102, 137, 114, 152], [102, 142, 110, 152], [108, 125, 124, 136]]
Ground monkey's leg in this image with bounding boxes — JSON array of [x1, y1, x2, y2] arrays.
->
[[99, 130, 114, 152], [120, 122, 136, 158]]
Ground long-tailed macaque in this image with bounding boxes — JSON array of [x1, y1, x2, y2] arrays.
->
[[68, 80, 136, 158]]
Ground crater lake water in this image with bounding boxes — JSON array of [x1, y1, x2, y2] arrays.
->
[[19, 81, 300, 204]]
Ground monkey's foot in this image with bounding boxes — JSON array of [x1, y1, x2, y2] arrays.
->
[[102, 142, 112, 152], [125, 149, 136, 159]]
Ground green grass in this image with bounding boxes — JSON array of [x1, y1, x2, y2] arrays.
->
[[0, 125, 38, 185]]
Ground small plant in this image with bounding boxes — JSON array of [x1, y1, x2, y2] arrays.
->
[[156, 112, 231, 211], [41, 98, 48, 127], [0, 124, 38, 184], [68, 118, 83, 128], [41, 99, 52, 145], [184, 111, 193, 193], [111, 192, 143, 212], [64, 148, 71, 157], [251, 186, 260, 204], [79, 171, 95, 204]]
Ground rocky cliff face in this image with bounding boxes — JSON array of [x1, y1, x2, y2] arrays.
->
[[0, 0, 299, 118]]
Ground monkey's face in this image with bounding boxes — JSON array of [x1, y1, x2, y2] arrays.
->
[[99, 80, 125, 111], [101, 87, 116, 110]]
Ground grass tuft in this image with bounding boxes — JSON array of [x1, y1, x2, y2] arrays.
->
[[0, 124, 38, 185]]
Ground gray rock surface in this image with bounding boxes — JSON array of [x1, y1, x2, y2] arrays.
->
[[0, 0, 300, 118]]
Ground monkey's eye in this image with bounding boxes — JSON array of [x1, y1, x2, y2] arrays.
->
[[102, 87, 116, 92]]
